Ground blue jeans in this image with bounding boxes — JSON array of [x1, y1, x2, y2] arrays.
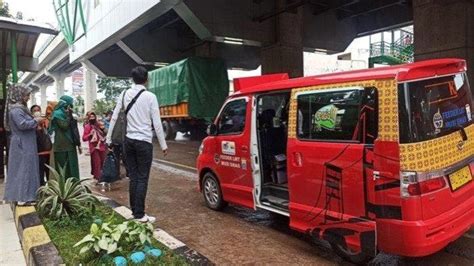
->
[[125, 137, 153, 219]]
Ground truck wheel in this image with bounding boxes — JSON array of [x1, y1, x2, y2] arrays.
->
[[202, 172, 227, 211], [190, 127, 206, 141], [330, 240, 372, 265], [162, 121, 177, 140]]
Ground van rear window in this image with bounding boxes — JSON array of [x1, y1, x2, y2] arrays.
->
[[297, 87, 377, 143], [398, 73, 473, 143]]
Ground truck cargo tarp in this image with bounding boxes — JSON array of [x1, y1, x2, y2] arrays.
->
[[148, 57, 229, 121]]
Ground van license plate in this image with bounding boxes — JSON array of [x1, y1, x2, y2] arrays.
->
[[448, 166, 472, 191]]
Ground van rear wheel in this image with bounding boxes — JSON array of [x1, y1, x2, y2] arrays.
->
[[330, 242, 371, 265], [202, 172, 227, 211]]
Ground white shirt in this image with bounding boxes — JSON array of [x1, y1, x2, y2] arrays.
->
[[106, 84, 167, 150]]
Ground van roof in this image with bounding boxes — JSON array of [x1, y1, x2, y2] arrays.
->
[[233, 58, 466, 95]]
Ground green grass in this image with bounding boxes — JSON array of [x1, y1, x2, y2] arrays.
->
[[41, 204, 187, 265]]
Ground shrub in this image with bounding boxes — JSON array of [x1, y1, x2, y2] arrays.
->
[[74, 220, 154, 256], [37, 165, 99, 219]]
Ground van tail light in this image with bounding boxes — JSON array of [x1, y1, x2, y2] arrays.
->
[[401, 171, 447, 197]]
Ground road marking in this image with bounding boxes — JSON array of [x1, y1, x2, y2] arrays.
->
[[153, 228, 186, 250], [152, 161, 197, 180], [154, 159, 197, 171]]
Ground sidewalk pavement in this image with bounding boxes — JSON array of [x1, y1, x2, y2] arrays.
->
[[0, 182, 26, 266]]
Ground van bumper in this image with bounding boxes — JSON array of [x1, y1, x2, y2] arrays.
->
[[377, 196, 473, 257]]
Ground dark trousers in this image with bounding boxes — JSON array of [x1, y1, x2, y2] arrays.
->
[[125, 137, 153, 219], [39, 154, 50, 186]]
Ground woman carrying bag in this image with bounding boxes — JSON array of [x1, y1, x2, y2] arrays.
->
[[82, 112, 107, 182]]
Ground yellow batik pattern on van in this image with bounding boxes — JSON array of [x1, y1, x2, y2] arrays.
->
[[399, 124, 474, 172], [288, 79, 398, 141]]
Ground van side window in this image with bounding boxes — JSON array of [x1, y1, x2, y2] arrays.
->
[[297, 87, 377, 142], [217, 99, 247, 135]]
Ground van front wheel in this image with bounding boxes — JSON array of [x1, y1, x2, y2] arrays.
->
[[202, 172, 227, 211]]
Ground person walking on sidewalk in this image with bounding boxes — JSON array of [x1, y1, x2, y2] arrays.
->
[[49, 95, 81, 179], [83, 111, 107, 182], [106, 66, 168, 223], [3, 85, 45, 205]]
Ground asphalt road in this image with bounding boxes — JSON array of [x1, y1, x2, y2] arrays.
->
[[97, 135, 473, 265]]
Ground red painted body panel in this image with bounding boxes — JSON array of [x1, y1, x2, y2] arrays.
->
[[287, 139, 370, 231], [376, 196, 473, 256], [197, 97, 254, 209], [233, 73, 289, 91]]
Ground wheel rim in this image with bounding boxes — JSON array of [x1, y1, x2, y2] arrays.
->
[[204, 177, 219, 206]]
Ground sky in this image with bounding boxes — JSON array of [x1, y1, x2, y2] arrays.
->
[[6, 0, 56, 25]]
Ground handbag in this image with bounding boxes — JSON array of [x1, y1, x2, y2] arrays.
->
[[37, 128, 52, 152], [100, 152, 119, 183], [111, 89, 146, 144]]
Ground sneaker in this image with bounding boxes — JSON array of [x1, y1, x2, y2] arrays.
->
[[134, 214, 156, 223]]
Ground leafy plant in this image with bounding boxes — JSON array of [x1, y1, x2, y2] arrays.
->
[[37, 165, 99, 219], [74, 220, 154, 256]]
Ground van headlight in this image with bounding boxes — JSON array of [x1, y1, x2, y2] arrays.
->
[[199, 142, 204, 155]]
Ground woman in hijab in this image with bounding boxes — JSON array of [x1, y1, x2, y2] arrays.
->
[[49, 95, 80, 179], [3, 84, 44, 205], [82, 111, 107, 181]]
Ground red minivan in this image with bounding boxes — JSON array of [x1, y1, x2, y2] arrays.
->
[[196, 59, 473, 263]]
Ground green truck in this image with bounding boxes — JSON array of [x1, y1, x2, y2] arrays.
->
[[148, 57, 229, 140]]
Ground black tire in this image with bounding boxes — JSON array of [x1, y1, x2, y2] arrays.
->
[[202, 172, 227, 211], [162, 120, 176, 140], [190, 127, 206, 141], [330, 240, 372, 265]]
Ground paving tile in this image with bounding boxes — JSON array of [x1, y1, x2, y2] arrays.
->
[[0, 204, 25, 265]]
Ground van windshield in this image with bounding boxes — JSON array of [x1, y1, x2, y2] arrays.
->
[[398, 73, 473, 143]]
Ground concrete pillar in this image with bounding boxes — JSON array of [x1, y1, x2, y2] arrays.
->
[[82, 64, 97, 113], [51, 73, 66, 98], [30, 92, 37, 105], [195, 42, 218, 58], [261, 0, 304, 78], [38, 84, 48, 111], [413, 0, 474, 86]]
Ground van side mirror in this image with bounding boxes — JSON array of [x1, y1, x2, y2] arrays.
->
[[207, 124, 218, 136]]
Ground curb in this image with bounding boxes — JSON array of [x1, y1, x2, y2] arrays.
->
[[10, 204, 63, 265], [95, 194, 213, 265]]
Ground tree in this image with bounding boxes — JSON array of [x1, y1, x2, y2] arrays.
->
[[15, 11, 22, 20], [0, 2, 12, 18], [93, 77, 131, 115], [97, 77, 130, 100]]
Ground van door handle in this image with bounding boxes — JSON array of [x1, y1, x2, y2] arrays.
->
[[241, 145, 249, 153]]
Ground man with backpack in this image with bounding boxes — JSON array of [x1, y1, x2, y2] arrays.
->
[[106, 66, 168, 223]]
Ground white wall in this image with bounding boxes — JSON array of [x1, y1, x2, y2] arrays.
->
[[70, 0, 162, 62]]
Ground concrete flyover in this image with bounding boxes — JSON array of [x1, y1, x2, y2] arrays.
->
[[20, 35, 99, 112], [67, 0, 416, 78], [26, 0, 473, 104]]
